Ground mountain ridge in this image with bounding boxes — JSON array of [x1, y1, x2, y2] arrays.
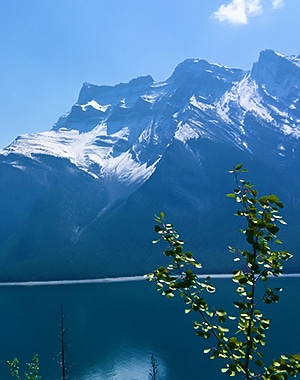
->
[[0, 49, 299, 280]]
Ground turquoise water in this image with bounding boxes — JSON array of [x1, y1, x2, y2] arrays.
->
[[0, 277, 299, 379]]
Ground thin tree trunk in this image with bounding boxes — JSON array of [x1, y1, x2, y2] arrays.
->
[[60, 304, 67, 380]]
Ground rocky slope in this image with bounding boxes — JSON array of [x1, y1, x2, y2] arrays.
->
[[0, 49, 299, 280]]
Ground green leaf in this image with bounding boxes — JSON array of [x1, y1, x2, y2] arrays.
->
[[278, 219, 287, 225], [221, 367, 229, 373], [234, 163, 243, 171], [154, 225, 162, 233], [166, 292, 174, 298], [226, 193, 236, 198], [152, 238, 161, 244], [268, 194, 280, 203], [266, 224, 279, 234], [206, 285, 216, 293]]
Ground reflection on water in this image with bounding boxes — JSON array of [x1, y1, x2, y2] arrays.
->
[[0, 277, 299, 379], [85, 349, 167, 380]]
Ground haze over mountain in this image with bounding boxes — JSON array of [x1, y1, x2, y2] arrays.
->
[[1, 49, 299, 281]]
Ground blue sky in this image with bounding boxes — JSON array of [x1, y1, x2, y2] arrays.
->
[[1, 0, 299, 148]]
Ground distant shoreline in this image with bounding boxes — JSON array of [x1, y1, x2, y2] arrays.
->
[[0, 273, 299, 287]]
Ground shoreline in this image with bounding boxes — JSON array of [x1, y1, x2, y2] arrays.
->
[[0, 272, 299, 287]]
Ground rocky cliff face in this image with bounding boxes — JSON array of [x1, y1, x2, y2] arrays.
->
[[0, 50, 299, 281]]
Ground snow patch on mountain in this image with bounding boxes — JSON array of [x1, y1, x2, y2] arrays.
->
[[277, 51, 300, 68], [81, 100, 111, 112], [175, 121, 204, 142], [218, 75, 273, 123], [281, 124, 300, 138], [0, 125, 159, 187], [189, 95, 215, 112]]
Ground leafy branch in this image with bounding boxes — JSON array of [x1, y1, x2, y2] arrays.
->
[[147, 164, 300, 379], [8, 354, 41, 380]]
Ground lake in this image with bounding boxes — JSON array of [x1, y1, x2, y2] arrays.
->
[[0, 276, 299, 379]]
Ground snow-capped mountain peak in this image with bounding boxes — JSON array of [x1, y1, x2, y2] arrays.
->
[[2, 49, 300, 195], [1, 49, 300, 280]]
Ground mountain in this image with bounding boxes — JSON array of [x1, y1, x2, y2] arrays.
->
[[1, 49, 300, 281]]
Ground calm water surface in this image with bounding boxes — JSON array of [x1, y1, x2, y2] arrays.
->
[[0, 277, 299, 379]]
